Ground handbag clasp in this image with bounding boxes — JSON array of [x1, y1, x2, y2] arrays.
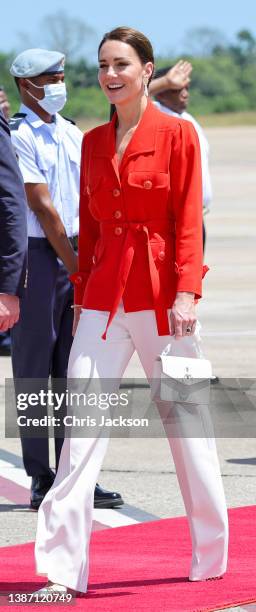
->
[[183, 366, 192, 381]]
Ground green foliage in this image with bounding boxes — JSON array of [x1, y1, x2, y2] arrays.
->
[[1, 28, 256, 120], [185, 55, 251, 114], [0, 52, 20, 113], [64, 86, 109, 120], [63, 62, 109, 120]]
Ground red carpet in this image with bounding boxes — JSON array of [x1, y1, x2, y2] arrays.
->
[[1, 506, 256, 611]]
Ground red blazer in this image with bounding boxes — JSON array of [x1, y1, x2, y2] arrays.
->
[[71, 100, 207, 339]]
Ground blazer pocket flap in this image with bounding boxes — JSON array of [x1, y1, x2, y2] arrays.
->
[[160, 355, 212, 381], [128, 171, 169, 189]]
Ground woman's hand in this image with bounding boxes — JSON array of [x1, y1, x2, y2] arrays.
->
[[72, 306, 82, 337], [170, 292, 196, 339]]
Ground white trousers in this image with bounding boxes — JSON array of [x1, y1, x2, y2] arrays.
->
[[35, 307, 229, 592]]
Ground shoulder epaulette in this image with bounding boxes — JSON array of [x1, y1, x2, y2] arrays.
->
[[9, 113, 27, 131], [63, 116, 76, 126]]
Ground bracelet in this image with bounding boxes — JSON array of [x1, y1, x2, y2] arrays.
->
[[71, 304, 82, 309]]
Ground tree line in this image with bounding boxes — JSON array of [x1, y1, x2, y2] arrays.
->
[[1, 28, 256, 120]]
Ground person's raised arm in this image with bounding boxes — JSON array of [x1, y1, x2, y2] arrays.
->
[[149, 60, 192, 97]]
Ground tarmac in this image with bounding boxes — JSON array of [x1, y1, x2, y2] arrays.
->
[[0, 125, 256, 611]]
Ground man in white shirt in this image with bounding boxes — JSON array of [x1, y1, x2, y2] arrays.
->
[[151, 65, 212, 250], [9, 48, 123, 510]]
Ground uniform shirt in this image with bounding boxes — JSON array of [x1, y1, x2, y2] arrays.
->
[[154, 102, 212, 211], [10, 104, 83, 237]]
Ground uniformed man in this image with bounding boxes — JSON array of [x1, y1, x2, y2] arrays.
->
[[0, 109, 27, 332], [10, 48, 123, 510]]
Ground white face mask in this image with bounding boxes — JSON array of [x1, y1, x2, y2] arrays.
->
[[26, 80, 67, 114]]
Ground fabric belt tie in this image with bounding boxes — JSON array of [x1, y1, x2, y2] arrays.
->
[[101, 221, 171, 340]]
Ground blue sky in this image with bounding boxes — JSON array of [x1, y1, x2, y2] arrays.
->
[[2, 0, 256, 60]]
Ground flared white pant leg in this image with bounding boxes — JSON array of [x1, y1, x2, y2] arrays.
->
[[126, 310, 229, 580], [35, 308, 135, 592]]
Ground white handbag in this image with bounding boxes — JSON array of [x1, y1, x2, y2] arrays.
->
[[151, 355, 212, 404]]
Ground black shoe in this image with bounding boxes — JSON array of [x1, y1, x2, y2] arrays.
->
[[94, 483, 124, 509], [30, 470, 55, 510]]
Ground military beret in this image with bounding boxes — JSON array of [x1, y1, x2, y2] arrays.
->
[[10, 49, 65, 78]]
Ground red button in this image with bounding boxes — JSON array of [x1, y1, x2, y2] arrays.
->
[[158, 251, 165, 261], [113, 188, 121, 197], [144, 180, 152, 190], [75, 275, 82, 284], [92, 255, 97, 264], [114, 210, 122, 219], [114, 227, 122, 236], [86, 186, 91, 195]]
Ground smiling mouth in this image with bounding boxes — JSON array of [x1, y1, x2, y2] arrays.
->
[[107, 84, 124, 90]]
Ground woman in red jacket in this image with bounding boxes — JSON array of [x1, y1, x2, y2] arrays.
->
[[35, 27, 228, 596]]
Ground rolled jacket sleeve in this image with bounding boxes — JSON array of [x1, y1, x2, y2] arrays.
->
[[170, 120, 203, 298], [69, 134, 100, 305]]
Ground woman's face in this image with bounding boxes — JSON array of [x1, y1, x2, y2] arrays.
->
[[98, 39, 153, 106]]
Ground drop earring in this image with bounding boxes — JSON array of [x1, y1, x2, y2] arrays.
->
[[143, 77, 149, 97]]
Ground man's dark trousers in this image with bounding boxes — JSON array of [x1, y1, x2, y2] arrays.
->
[[11, 238, 74, 476]]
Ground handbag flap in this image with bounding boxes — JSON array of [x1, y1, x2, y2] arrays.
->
[[160, 355, 212, 385]]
